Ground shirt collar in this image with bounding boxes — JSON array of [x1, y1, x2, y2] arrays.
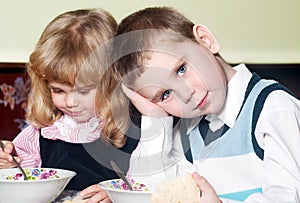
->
[[41, 114, 103, 143], [214, 63, 252, 128], [187, 64, 252, 133]]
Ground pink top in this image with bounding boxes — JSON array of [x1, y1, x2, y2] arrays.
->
[[13, 115, 103, 168]]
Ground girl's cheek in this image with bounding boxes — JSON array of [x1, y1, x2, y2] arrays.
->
[[51, 95, 64, 107]]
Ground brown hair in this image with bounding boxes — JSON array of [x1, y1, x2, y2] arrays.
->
[[26, 8, 127, 147], [114, 7, 196, 86]]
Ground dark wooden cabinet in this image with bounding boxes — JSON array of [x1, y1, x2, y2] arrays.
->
[[0, 63, 299, 141], [0, 63, 29, 141], [247, 64, 300, 99]]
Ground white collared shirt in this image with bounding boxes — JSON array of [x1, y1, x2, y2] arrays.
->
[[190, 64, 251, 132], [129, 64, 300, 203]]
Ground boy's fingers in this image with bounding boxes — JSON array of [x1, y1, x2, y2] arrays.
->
[[192, 172, 221, 203], [121, 83, 148, 112], [192, 172, 214, 193], [121, 83, 135, 99], [122, 83, 149, 108], [122, 83, 167, 117], [192, 172, 207, 189]]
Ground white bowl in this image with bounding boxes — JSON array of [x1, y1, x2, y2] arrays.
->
[[0, 168, 76, 203], [99, 179, 151, 203]]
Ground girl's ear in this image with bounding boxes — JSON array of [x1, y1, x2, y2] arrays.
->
[[192, 24, 221, 54]]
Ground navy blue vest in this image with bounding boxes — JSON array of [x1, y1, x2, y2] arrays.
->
[[181, 73, 296, 163], [40, 117, 140, 190]]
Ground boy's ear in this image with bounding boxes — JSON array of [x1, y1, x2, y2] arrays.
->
[[192, 24, 220, 54]]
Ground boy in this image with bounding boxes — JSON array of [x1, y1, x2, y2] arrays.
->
[[113, 6, 300, 203]]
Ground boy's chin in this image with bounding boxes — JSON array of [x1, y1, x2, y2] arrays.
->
[[172, 112, 199, 119]]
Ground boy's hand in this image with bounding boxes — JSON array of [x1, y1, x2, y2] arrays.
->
[[0, 141, 20, 168], [192, 172, 222, 203], [122, 84, 168, 118], [79, 184, 111, 203]]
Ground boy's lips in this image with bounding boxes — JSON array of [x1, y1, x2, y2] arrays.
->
[[198, 92, 208, 109]]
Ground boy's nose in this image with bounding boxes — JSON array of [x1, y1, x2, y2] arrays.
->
[[177, 83, 195, 103]]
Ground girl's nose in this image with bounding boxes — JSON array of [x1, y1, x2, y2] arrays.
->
[[65, 93, 79, 108]]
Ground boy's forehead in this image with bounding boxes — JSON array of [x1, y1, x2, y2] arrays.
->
[[149, 41, 186, 57], [136, 51, 182, 87], [146, 40, 207, 65], [145, 51, 181, 67], [134, 65, 172, 88]]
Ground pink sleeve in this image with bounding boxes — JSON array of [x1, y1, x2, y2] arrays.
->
[[12, 125, 41, 168]]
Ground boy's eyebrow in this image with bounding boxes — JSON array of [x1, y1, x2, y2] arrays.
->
[[150, 92, 163, 103], [172, 55, 186, 72]]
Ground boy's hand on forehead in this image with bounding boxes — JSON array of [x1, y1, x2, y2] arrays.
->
[[122, 84, 168, 118]]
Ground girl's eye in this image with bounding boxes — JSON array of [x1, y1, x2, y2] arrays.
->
[[162, 89, 173, 101], [177, 63, 187, 77], [51, 88, 64, 94], [78, 89, 90, 95]]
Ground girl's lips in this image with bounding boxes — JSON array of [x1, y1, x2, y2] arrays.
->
[[66, 110, 83, 117], [198, 92, 208, 109]]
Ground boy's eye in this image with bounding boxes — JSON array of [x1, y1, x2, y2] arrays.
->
[[177, 63, 187, 77], [162, 89, 173, 101]]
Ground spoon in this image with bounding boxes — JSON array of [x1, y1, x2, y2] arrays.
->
[[0, 140, 28, 180], [110, 160, 133, 191]]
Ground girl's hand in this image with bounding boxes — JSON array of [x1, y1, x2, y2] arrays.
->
[[122, 84, 168, 118], [192, 172, 222, 203], [80, 184, 111, 203], [0, 141, 20, 169]]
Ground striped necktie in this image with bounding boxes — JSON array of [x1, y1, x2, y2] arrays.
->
[[198, 117, 229, 146]]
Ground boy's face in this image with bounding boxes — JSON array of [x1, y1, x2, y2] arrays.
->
[[132, 41, 227, 118], [49, 82, 97, 122]]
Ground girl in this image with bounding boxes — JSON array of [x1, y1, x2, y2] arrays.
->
[[0, 8, 139, 203]]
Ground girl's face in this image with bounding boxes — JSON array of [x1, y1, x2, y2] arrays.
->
[[132, 41, 227, 118], [49, 82, 97, 122]]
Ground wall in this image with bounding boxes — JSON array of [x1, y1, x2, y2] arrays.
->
[[1, 1, 299, 140], [0, 0, 300, 64]]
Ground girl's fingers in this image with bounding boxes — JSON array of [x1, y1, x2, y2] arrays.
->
[[0, 160, 16, 168], [0, 141, 18, 167], [3, 141, 14, 154], [81, 184, 111, 203], [86, 192, 111, 203], [80, 184, 101, 197]]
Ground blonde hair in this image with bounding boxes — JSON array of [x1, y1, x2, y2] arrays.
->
[[26, 8, 127, 147]]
